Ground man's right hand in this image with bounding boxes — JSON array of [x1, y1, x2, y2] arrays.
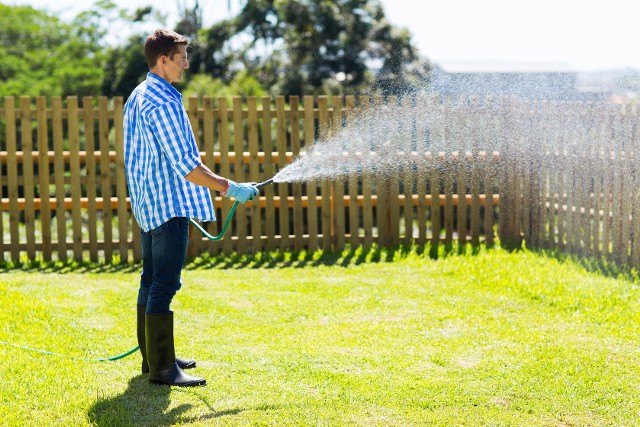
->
[[225, 181, 259, 203]]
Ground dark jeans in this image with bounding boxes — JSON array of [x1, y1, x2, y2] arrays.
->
[[138, 217, 189, 313]]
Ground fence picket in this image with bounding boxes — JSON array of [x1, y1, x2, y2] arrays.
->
[[52, 97, 67, 261], [276, 96, 290, 249], [331, 95, 346, 251], [187, 97, 205, 256], [98, 96, 113, 261], [20, 97, 36, 259], [262, 97, 276, 251], [360, 97, 374, 248], [201, 97, 219, 254], [68, 97, 83, 261], [113, 97, 128, 261], [37, 96, 52, 261], [303, 96, 318, 251], [456, 99, 468, 247], [83, 97, 99, 262], [290, 96, 304, 251], [5, 97, 20, 262], [233, 97, 247, 253], [345, 96, 360, 247], [247, 97, 262, 253], [218, 97, 233, 255], [415, 97, 429, 245], [318, 96, 332, 251]]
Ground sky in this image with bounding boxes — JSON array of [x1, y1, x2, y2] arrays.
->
[[6, 0, 639, 71]]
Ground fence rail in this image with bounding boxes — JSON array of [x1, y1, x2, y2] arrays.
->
[[1, 95, 637, 265]]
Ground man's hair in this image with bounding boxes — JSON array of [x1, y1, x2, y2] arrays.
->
[[144, 29, 189, 68]]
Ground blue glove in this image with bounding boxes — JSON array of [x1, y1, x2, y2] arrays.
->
[[225, 180, 259, 203]]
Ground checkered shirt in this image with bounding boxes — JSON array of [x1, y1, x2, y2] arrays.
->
[[123, 72, 215, 232]]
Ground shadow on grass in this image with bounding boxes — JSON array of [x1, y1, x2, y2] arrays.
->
[[527, 246, 640, 285], [1, 243, 475, 273], [87, 375, 243, 427], [8, 240, 636, 288], [0, 259, 140, 274], [183, 241, 488, 270]]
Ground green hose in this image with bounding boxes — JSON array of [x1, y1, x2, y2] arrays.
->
[[189, 179, 273, 241], [0, 340, 139, 362], [189, 200, 239, 240]]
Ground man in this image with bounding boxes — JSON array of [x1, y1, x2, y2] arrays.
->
[[123, 28, 259, 387]]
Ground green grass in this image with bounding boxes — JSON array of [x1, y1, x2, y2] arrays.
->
[[1, 246, 639, 426]]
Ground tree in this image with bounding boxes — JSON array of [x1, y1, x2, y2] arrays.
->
[[0, 4, 105, 97], [369, 17, 431, 95], [227, 0, 430, 96], [182, 70, 268, 99], [100, 5, 167, 97]]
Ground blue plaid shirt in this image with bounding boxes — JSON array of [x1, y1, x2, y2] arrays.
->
[[124, 72, 215, 232]]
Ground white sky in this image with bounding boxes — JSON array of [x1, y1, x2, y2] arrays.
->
[[6, 0, 639, 71]]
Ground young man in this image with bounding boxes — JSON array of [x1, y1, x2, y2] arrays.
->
[[123, 28, 259, 387]]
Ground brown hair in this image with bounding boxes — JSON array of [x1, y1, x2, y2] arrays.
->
[[144, 29, 189, 68]]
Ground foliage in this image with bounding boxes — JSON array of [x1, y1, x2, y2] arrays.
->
[[230, 0, 431, 96], [0, 4, 106, 97], [101, 34, 149, 97], [1, 247, 639, 425], [0, 1, 430, 98], [182, 70, 269, 99], [100, 5, 167, 97]]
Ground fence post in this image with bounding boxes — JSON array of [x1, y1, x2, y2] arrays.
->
[[261, 96, 276, 251], [276, 96, 290, 250], [303, 96, 318, 251], [247, 97, 262, 253], [36, 96, 52, 261], [318, 96, 332, 251], [68, 96, 84, 261], [83, 96, 99, 262], [498, 97, 519, 250], [20, 97, 36, 260], [290, 96, 304, 252], [112, 97, 128, 262], [5, 97, 20, 262]]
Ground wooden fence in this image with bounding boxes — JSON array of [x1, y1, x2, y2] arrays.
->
[[502, 100, 640, 265], [0, 95, 637, 265]]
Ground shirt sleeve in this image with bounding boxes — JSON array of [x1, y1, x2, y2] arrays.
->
[[149, 100, 201, 177]]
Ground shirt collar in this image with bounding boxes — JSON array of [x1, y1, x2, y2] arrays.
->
[[147, 72, 182, 100]]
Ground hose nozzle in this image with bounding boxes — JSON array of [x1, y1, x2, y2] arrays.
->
[[256, 179, 274, 190]]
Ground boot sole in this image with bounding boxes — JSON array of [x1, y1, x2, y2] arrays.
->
[[150, 378, 206, 387]]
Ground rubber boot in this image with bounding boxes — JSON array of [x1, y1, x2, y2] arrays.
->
[[137, 305, 196, 373], [145, 311, 206, 387]]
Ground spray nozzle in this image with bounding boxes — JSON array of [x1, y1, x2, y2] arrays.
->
[[256, 179, 274, 190]]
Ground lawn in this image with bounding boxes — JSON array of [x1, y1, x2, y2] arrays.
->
[[0, 246, 639, 426]]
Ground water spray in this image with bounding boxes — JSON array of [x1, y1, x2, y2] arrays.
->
[[189, 178, 274, 241]]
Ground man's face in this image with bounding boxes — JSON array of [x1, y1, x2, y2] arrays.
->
[[164, 44, 189, 83]]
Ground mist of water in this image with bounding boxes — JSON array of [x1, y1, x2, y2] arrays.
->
[[272, 97, 501, 184]]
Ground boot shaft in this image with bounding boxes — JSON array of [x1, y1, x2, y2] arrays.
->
[[145, 311, 176, 378], [144, 311, 205, 387]]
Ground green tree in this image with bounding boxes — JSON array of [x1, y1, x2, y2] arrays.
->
[[183, 70, 268, 99], [0, 4, 105, 97], [229, 0, 430, 96]]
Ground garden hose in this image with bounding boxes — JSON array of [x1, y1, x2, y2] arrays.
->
[[2, 179, 275, 362], [189, 179, 274, 240], [0, 340, 139, 362]]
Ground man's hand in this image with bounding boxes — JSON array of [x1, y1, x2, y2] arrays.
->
[[225, 181, 259, 203]]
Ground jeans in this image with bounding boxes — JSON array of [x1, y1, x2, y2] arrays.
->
[[138, 217, 189, 314]]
